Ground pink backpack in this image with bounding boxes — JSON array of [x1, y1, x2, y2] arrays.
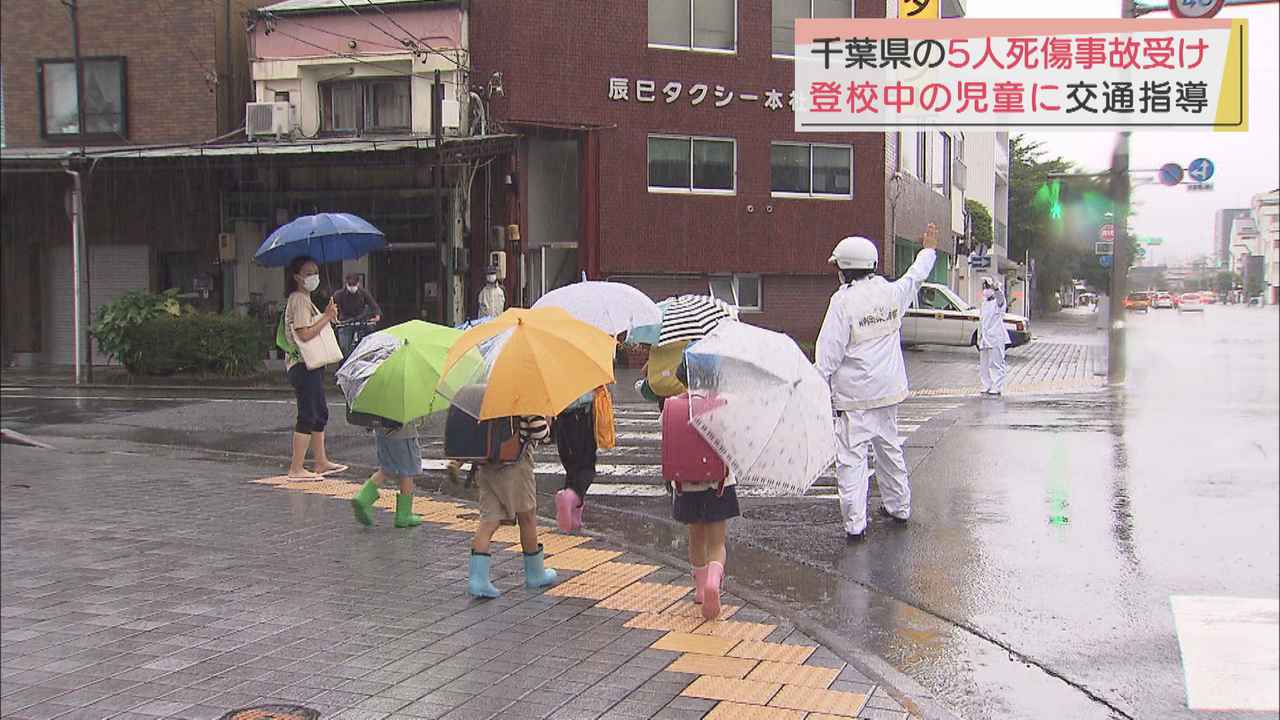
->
[[661, 393, 728, 495]]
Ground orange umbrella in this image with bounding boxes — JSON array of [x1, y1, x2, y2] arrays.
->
[[437, 307, 616, 420]]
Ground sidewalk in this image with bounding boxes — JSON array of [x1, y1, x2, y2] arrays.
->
[[0, 439, 930, 720]]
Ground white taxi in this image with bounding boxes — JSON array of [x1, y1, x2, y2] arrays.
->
[[902, 283, 1032, 349]]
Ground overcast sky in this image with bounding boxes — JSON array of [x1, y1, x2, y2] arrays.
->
[[965, 0, 1280, 265]]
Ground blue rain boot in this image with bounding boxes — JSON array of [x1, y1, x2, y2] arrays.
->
[[468, 551, 500, 599], [522, 544, 558, 589]]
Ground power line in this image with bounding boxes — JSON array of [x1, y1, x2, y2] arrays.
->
[[263, 25, 422, 78], [335, 0, 466, 69], [259, 11, 410, 54]]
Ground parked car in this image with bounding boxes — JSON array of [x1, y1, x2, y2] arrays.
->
[[902, 283, 1032, 349], [1178, 292, 1205, 312], [1124, 292, 1152, 313], [1200, 291, 1218, 304], [1153, 292, 1175, 309]]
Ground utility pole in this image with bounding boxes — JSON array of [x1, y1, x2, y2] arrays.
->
[[1105, 0, 1136, 385], [64, 0, 90, 383]]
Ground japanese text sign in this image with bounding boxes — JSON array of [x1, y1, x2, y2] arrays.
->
[[794, 18, 1248, 132], [900, 0, 939, 20]]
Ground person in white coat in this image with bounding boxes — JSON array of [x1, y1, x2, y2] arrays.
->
[[478, 265, 506, 319], [816, 223, 938, 541], [978, 277, 1011, 396]]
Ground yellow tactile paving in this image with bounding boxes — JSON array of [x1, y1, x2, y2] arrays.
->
[[695, 620, 777, 642], [745, 660, 839, 689], [595, 582, 690, 612], [806, 714, 860, 720], [444, 519, 481, 533], [767, 684, 868, 716], [545, 561, 658, 600], [649, 632, 739, 657], [680, 675, 782, 706], [517, 533, 591, 556], [703, 701, 805, 720], [542, 547, 623, 570], [663, 600, 740, 621], [728, 641, 817, 665], [665, 653, 758, 679], [624, 612, 706, 633], [488, 525, 524, 544]]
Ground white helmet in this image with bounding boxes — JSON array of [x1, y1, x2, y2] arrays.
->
[[829, 236, 878, 271], [982, 276, 997, 289]]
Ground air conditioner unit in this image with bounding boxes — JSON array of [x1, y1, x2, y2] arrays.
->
[[440, 99, 461, 133], [246, 101, 294, 141]]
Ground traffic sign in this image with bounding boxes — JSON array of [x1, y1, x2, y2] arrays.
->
[[1100, 255, 1113, 268], [1096, 241, 1114, 255], [968, 254, 991, 268], [1136, 247, 1147, 258], [1158, 163, 1185, 186], [1169, 0, 1225, 19], [1142, 237, 1164, 246], [1100, 224, 1116, 242], [1188, 157, 1215, 183]]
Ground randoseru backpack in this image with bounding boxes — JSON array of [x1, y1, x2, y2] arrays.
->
[[443, 385, 522, 464]]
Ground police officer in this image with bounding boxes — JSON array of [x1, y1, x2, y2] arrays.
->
[[478, 265, 506, 319], [978, 276, 1011, 396], [816, 223, 939, 541]]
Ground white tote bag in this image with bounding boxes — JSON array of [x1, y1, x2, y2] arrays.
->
[[298, 322, 343, 370]]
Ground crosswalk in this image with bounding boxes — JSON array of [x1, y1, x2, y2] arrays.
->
[[421, 398, 962, 499]]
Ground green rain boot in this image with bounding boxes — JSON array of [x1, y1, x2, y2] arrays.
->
[[351, 477, 380, 527], [394, 493, 423, 528]]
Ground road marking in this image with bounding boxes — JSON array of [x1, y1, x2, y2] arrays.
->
[[1170, 594, 1279, 712]]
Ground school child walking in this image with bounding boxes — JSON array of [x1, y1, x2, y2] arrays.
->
[[350, 419, 424, 529], [467, 415, 557, 598]]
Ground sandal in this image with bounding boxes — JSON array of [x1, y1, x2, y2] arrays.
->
[[315, 463, 349, 476]]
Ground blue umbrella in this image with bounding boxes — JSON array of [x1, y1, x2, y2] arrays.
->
[[254, 213, 386, 267]]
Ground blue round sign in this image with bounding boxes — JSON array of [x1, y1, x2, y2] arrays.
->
[[1158, 163, 1185, 186], [1100, 255, 1113, 268], [1188, 157, 1215, 183]]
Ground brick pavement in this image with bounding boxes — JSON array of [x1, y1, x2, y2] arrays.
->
[[1, 441, 920, 720]]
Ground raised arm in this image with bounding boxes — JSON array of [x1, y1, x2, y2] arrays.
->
[[891, 223, 939, 311]]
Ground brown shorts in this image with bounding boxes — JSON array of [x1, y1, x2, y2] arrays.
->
[[475, 452, 536, 521]]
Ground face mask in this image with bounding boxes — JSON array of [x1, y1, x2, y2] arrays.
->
[[983, 288, 995, 300], [346, 285, 358, 293], [302, 275, 320, 292], [486, 275, 497, 283]]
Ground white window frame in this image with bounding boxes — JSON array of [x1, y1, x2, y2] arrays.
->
[[771, 0, 856, 60], [770, 141, 853, 200], [708, 273, 762, 312], [931, 132, 951, 198], [648, 0, 738, 55], [647, 134, 737, 196]]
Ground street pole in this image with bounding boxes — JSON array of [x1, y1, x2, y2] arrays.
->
[[64, 0, 89, 384], [1106, 0, 1136, 385]]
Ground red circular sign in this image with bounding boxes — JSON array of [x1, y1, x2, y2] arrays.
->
[[1169, 0, 1225, 19], [1100, 224, 1116, 242]]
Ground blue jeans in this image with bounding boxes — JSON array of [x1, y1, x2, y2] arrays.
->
[[336, 325, 357, 357]]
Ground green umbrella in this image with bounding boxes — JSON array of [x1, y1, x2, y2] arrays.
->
[[336, 320, 464, 424]]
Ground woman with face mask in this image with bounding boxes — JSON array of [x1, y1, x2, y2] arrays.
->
[[977, 277, 1011, 397], [283, 256, 347, 478]]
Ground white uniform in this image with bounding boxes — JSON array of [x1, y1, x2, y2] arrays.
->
[[816, 248, 936, 535], [977, 288, 1010, 394], [479, 283, 506, 319]]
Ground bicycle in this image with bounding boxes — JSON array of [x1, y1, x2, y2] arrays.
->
[[334, 318, 379, 358]]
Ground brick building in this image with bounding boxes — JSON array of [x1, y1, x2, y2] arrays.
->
[[468, 0, 961, 343], [0, 0, 270, 367]]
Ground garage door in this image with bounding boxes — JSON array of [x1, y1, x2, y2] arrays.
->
[[46, 244, 150, 366]]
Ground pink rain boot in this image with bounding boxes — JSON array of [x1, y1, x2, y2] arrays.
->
[[692, 565, 707, 605], [570, 497, 585, 531], [555, 489, 579, 533], [702, 561, 724, 620]]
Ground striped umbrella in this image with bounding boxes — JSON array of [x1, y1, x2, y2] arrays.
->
[[655, 295, 738, 347]]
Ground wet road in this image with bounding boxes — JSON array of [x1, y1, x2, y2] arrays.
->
[[3, 307, 1277, 719]]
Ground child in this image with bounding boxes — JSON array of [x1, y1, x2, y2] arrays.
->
[[467, 415, 556, 598], [554, 389, 598, 533], [350, 419, 424, 529], [672, 467, 738, 621]]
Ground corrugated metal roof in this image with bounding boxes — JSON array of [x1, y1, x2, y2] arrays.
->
[[260, 0, 450, 14], [0, 133, 516, 164]]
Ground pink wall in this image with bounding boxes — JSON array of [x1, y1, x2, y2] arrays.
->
[[253, 7, 463, 59]]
